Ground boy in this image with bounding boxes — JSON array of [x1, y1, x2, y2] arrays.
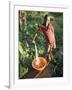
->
[[32, 15, 56, 62]]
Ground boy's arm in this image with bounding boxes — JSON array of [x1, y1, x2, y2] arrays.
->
[[51, 24, 54, 32], [54, 42, 56, 48], [32, 33, 38, 44], [32, 27, 42, 44], [51, 24, 56, 48]]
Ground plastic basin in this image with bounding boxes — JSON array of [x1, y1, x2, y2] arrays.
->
[[32, 57, 47, 71]]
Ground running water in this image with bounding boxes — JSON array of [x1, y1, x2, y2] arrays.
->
[[35, 43, 40, 65]]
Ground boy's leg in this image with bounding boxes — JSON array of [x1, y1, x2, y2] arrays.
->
[[50, 48, 54, 60], [48, 44, 54, 62], [48, 45, 51, 62], [50, 44, 55, 61]]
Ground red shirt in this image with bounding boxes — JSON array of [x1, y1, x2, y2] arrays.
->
[[36, 24, 55, 44]]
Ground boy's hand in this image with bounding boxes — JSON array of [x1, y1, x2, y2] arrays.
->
[[32, 33, 37, 44], [32, 40, 35, 44], [54, 43, 56, 48]]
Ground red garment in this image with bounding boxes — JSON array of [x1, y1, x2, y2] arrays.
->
[[36, 24, 55, 45]]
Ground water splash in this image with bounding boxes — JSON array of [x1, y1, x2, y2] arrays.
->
[[35, 43, 40, 65]]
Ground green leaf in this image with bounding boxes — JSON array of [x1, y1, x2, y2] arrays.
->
[[19, 42, 24, 56]]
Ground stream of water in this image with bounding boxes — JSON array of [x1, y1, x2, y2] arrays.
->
[[35, 43, 40, 65]]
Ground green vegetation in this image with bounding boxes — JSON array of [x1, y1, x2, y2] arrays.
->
[[18, 10, 63, 78]]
